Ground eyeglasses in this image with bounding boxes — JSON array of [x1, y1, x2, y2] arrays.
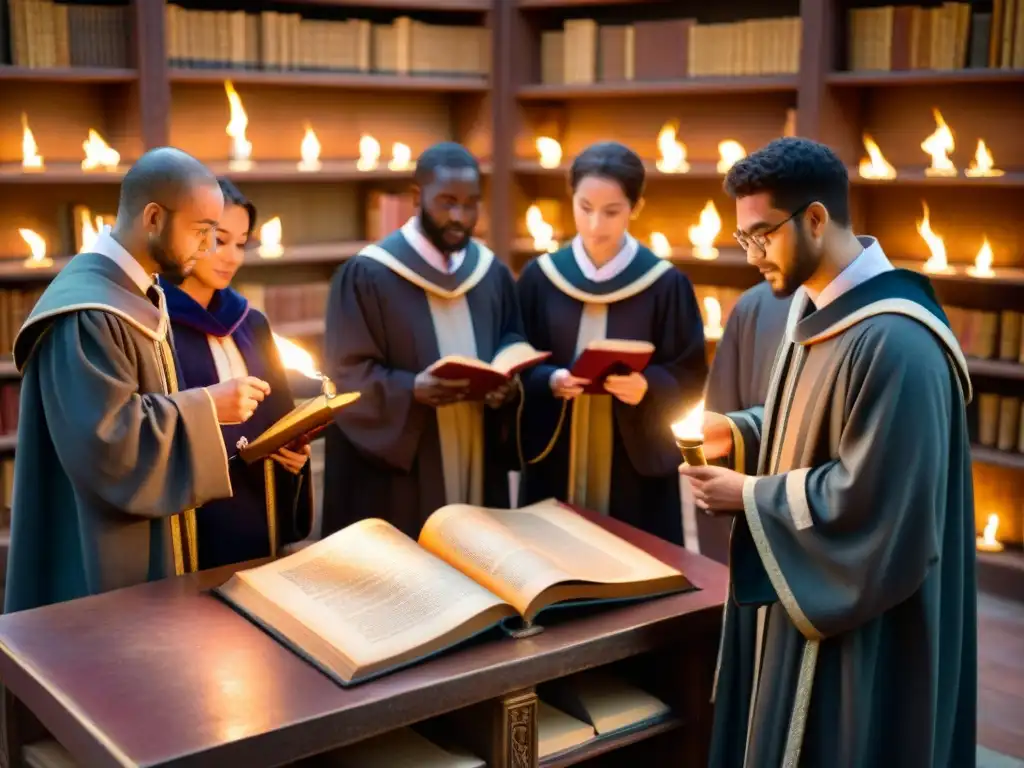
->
[[733, 203, 811, 254]]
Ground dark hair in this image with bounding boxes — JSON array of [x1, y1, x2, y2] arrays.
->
[[217, 177, 257, 237], [569, 141, 646, 207], [724, 137, 851, 227], [414, 141, 480, 186], [118, 146, 217, 219]]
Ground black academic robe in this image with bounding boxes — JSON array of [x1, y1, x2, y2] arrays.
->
[[711, 268, 977, 767], [160, 280, 312, 570], [516, 245, 707, 545], [321, 231, 526, 540], [5, 253, 231, 613]]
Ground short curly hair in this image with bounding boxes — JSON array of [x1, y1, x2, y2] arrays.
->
[[723, 137, 851, 227]]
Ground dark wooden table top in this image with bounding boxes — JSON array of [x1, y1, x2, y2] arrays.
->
[[0, 509, 728, 768]]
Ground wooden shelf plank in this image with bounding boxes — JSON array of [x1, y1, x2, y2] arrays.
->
[[892, 260, 1024, 288], [827, 69, 1024, 87], [519, 0, 665, 7], [242, 241, 367, 267], [212, 160, 492, 183], [540, 717, 683, 768], [972, 445, 1024, 470], [514, 159, 725, 180], [0, 257, 70, 282], [0, 360, 17, 378], [273, 318, 326, 338], [967, 359, 1024, 381], [0, 66, 137, 83], [517, 76, 798, 100], [169, 68, 489, 92], [0, 435, 16, 453], [272, 0, 490, 8], [0, 163, 125, 184], [848, 168, 1024, 188]]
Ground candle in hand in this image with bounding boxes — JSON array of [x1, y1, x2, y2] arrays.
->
[[672, 399, 706, 466]]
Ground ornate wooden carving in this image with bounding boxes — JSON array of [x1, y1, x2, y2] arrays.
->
[[502, 690, 538, 768]]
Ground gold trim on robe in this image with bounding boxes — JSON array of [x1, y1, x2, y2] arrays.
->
[[535, 252, 673, 305], [358, 241, 495, 300]]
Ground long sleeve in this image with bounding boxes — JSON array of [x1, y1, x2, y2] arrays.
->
[[37, 310, 231, 518], [323, 259, 427, 472], [736, 319, 954, 640], [615, 270, 708, 477]]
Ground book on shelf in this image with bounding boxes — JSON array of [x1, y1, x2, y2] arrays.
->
[[539, 669, 671, 737], [236, 390, 361, 463], [427, 342, 551, 398], [569, 339, 655, 394], [304, 726, 484, 768], [215, 499, 692, 686]]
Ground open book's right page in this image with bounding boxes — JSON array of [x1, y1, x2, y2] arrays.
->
[[418, 500, 688, 620]]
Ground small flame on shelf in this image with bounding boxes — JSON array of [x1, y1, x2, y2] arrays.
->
[[922, 108, 956, 177], [917, 201, 952, 274], [536, 137, 562, 169], [688, 200, 721, 260], [19, 228, 52, 269], [717, 140, 746, 174], [965, 139, 1004, 178], [967, 237, 995, 278], [273, 333, 320, 380], [297, 124, 322, 172], [655, 121, 689, 174], [81, 129, 120, 172], [258, 217, 283, 259], [858, 135, 896, 180], [389, 142, 413, 172], [976, 513, 1004, 553], [671, 399, 705, 442], [21, 113, 43, 171], [650, 232, 673, 259], [78, 207, 110, 253], [526, 205, 557, 253], [357, 135, 381, 171], [703, 297, 724, 340], [224, 81, 253, 171]]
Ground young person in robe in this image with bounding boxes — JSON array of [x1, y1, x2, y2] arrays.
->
[[321, 142, 526, 539], [679, 137, 976, 767], [6, 148, 273, 613], [158, 178, 312, 570], [516, 141, 707, 545]]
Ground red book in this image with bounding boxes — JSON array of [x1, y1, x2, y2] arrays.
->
[[428, 342, 551, 399], [571, 339, 655, 394]]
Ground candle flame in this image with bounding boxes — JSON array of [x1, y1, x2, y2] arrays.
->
[[536, 137, 562, 169], [858, 135, 896, 180], [21, 113, 43, 170], [81, 129, 120, 171], [688, 200, 721, 260], [965, 139, 1004, 178], [922, 108, 956, 176], [526, 205, 557, 253], [272, 333, 321, 380], [297, 124, 322, 172], [389, 142, 413, 172], [717, 140, 746, 174], [976, 513, 1004, 552], [258, 217, 283, 259], [19, 228, 52, 268], [703, 297, 724, 340], [650, 232, 673, 259], [655, 121, 689, 173], [671, 399, 705, 441], [224, 81, 252, 169], [357, 134, 381, 171], [967, 237, 995, 278], [78, 207, 110, 253], [917, 201, 950, 274]]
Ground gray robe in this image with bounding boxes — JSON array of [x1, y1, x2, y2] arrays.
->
[[710, 268, 977, 767], [4, 252, 232, 613]]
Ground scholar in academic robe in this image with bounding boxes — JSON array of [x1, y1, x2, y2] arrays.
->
[[516, 239, 707, 545], [698, 281, 792, 563], [5, 251, 231, 613], [711, 257, 977, 767], [160, 279, 312, 570], [321, 227, 526, 539]]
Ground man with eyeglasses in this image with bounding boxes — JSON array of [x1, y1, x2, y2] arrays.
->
[[679, 137, 976, 767], [5, 147, 271, 614]]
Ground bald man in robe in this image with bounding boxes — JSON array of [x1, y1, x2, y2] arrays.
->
[[5, 147, 271, 613]]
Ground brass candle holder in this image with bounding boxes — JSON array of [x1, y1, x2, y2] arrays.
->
[[672, 399, 706, 466]]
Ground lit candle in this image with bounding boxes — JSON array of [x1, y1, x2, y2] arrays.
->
[[273, 333, 336, 398], [671, 400, 706, 466], [976, 513, 1004, 553]]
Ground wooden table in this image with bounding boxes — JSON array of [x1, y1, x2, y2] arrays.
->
[[0, 512, 728, 768]]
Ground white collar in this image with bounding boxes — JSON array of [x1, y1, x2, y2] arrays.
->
[[571, 233, 638, 283], [89, 225, 155, 296], [806, 235, 893, 310], [401, 217, 466, 275]]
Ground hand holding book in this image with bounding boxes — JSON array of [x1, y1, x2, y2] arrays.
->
[[427, 342, 551, 401]]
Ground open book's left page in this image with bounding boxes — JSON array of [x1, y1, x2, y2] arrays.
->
[[217, 519, 516, 684]]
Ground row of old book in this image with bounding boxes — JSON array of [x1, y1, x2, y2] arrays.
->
[[541, 16, 802, 85], [0, 457, 12, 531], [236, 281, 329, 332], [944, 306, 1024, 364], [977, 392, 1024, 454], [0, 382, 17, 437], [1, 0, 131, 69], [0, 286, 45, 359], [847, 2, 1024, 72], [165, 6, 490, 78]]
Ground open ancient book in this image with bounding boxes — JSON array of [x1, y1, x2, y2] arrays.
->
[[571, 339, 655, 394], [236, 390, 361, 463], [215, 500, 690, 686], [427, 341, 551, 398]]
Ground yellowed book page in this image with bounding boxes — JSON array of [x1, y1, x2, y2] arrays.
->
[[318, 727, 485, 768], [491, 341, 547, 374], [538, 702, 596, 758], [551, 670, 671, 735], [235, 519, 509, 672], [419, 500, 683, 616]]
